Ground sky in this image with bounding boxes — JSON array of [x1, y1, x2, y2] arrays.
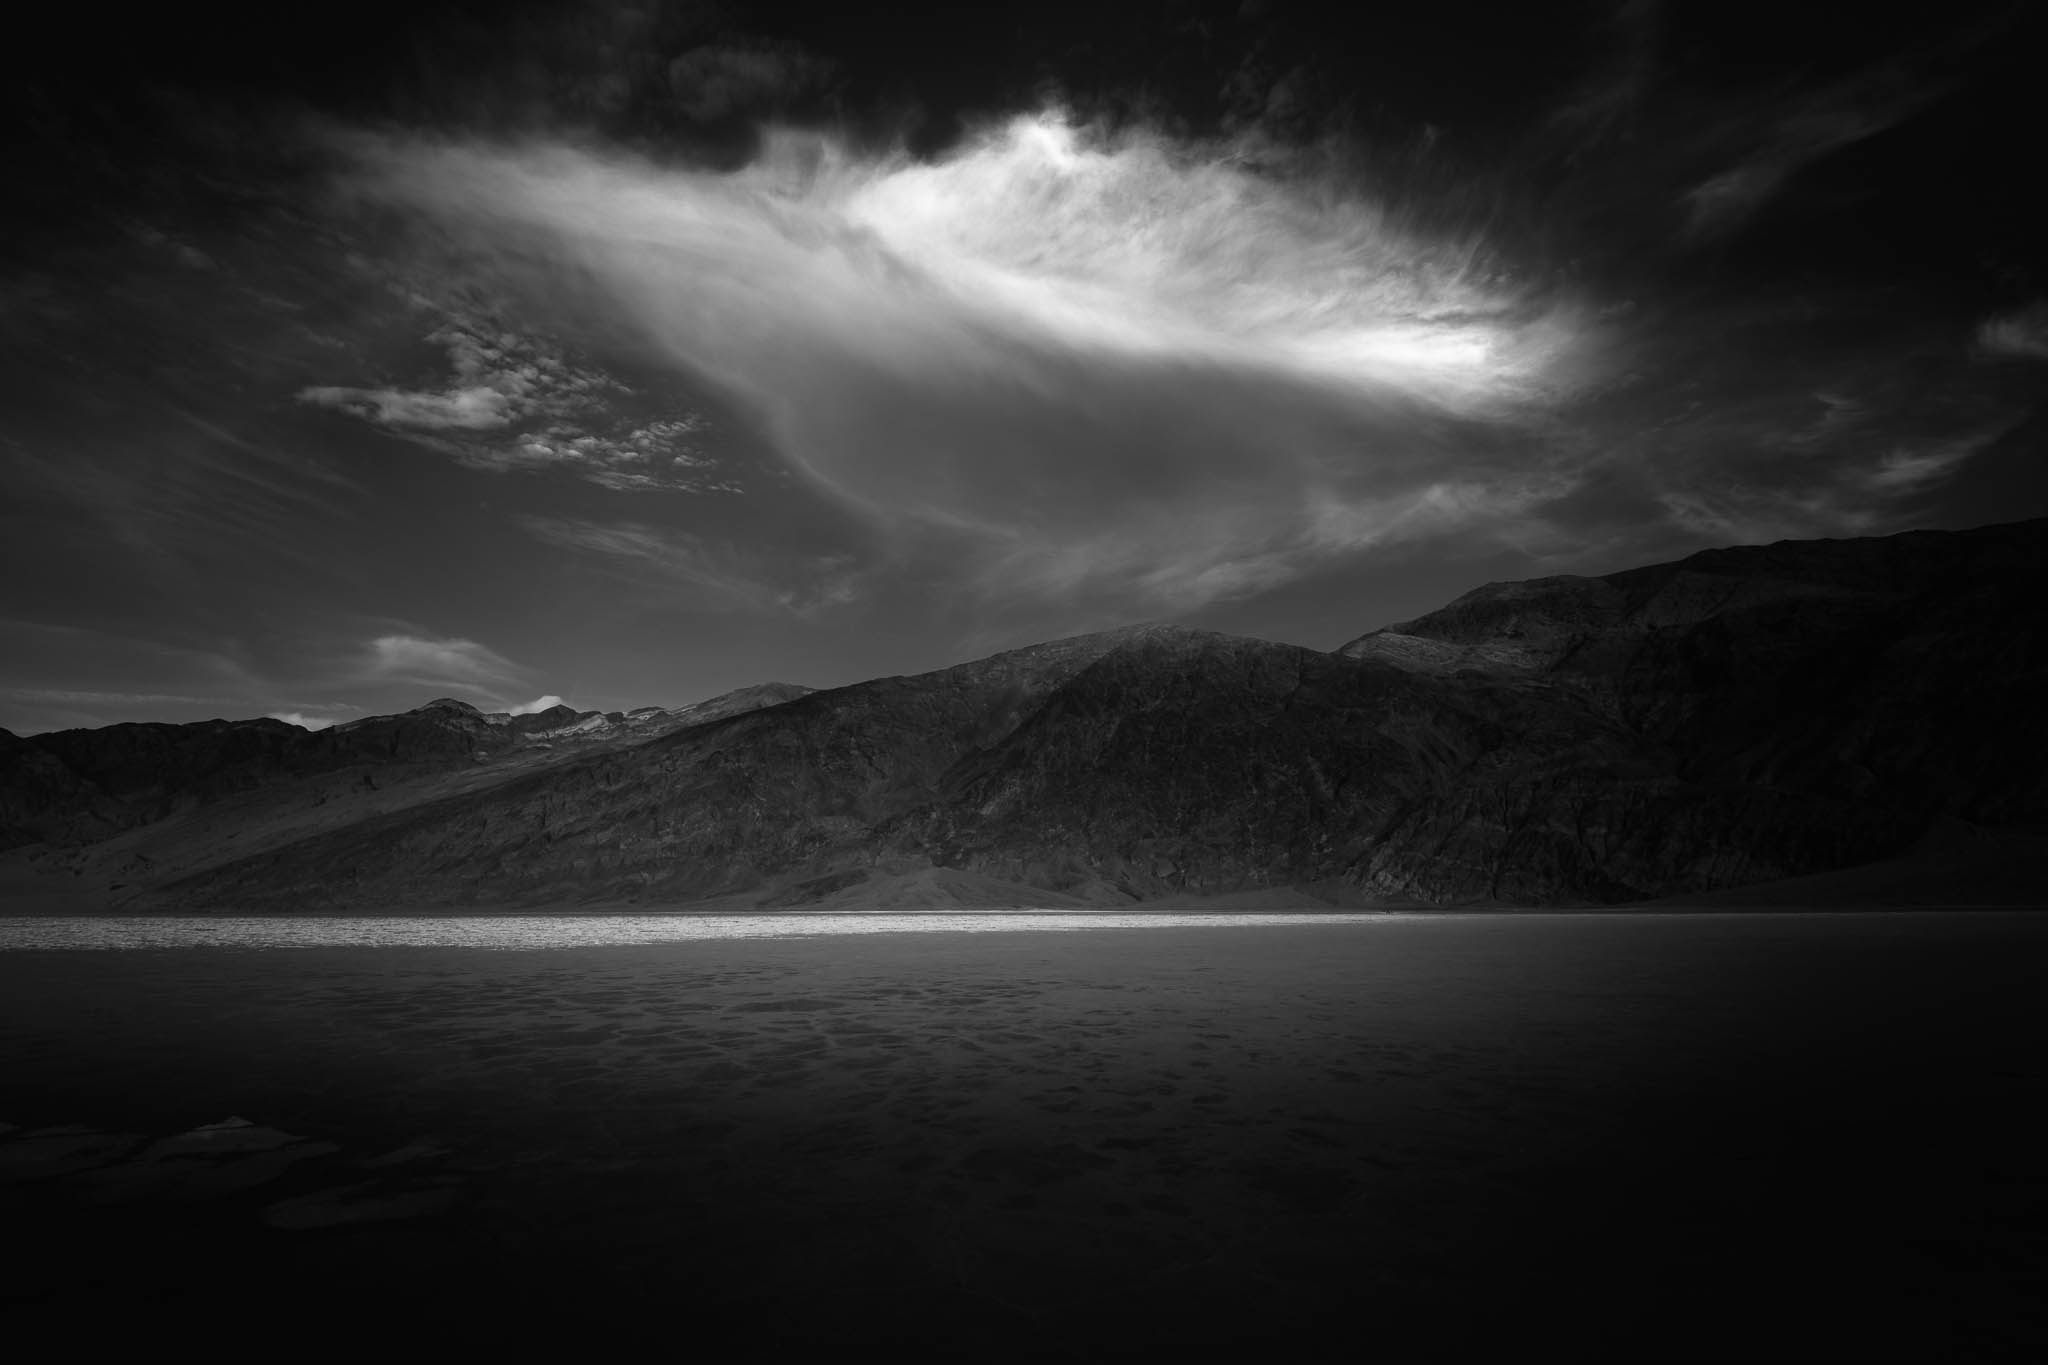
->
[[3, 0, 2043, 734]]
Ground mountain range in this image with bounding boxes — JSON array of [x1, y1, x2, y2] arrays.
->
[[4, 519, 2043, 913]]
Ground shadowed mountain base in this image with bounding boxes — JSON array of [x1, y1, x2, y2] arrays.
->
[[3, 520, 2043, 916]]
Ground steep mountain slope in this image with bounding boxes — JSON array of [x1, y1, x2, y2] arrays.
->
[[0, 684, 811, 904], [1339, 519, 2048, 829], [6, 520, 2041, 912], [138, 628, 1182, 910], [898, 628, 1908, 904]]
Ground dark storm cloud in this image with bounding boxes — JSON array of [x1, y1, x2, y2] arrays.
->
[[665, 40, 836, 123]]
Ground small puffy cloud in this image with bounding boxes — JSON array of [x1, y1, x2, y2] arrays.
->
[[268, 710, 339, 730], [505, 694, 568, 715]]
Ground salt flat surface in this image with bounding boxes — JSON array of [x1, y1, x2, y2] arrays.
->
[[0, 910, 1397, 950], [3, 911, 2042, 1359]]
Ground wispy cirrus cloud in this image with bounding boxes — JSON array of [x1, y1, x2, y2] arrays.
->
[[1679, 81, 1940, 242], [299, 317, 622, 430], [357, 632, 526, 696], [291, 3, 2033, 627], [1514, 301, 2040, 563], [0, 620, 375, 734], [0, 619, 270, 697], [460, 415, 735, 492], [519, 516, 860, 617], [5, 687, 238, 710], [321, 112, 1602, 616], [1977, 303, 2048, 362], [1582, 382, 2025, 551], [298, 308, 730, 492], [7, 398, 358, 585], [1652, 428, 2012, 545], [1671, 10, 2016, 246], [1858, 431, 2008, 495]]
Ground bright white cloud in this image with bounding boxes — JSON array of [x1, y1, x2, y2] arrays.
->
[[326, 113, 1599, 614], [346, 115, 1576, 406], [268, 710, 339, 730], [505, 694, 568, 715], [829, 115, 1558, 402]]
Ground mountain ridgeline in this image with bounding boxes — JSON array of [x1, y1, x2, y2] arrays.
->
[[4, 520, 2042, 912]]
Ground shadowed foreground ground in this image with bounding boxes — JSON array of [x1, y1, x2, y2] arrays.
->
[[3, 914, 2044, 1360]]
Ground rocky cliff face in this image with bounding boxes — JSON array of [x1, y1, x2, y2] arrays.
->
[[5, 521, 2041, 911]]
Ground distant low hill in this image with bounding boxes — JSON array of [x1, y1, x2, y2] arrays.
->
[[4, 520, 2042, 912], [0, 684, 811, 911]]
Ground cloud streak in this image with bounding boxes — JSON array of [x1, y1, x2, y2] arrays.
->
[[1679, 80, 1937, 242], [520, 516, 860, 617], [357, 632, 526, 696], [1978, 303, 2048, 362]]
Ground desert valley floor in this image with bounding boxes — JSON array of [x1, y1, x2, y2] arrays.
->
[[3, 912, 2044, 1360]]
